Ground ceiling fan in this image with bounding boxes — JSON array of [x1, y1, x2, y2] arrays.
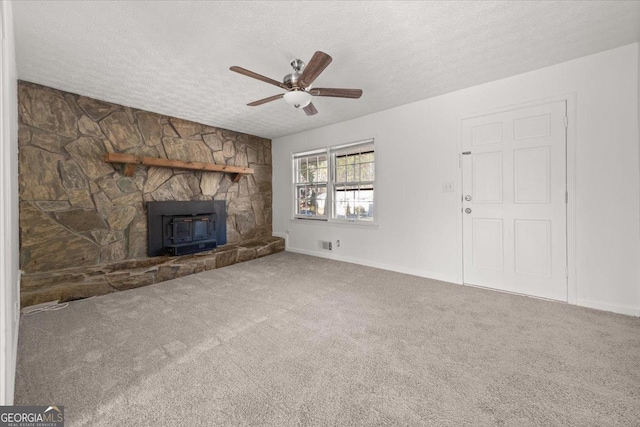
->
[[230, 51, 363, 116]]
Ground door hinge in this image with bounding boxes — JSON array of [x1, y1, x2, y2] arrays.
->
[[565, 266, 569, 278], [564, 116, 568, 128], [565, 191, 568, 203]]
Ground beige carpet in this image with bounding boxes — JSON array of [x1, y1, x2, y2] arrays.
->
[[15, 252, 640, 426]]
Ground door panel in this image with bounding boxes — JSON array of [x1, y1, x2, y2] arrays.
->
[[462, 101, 567, 301], [514, 219, 551, 276], [514, 147, 550, 203], [472, 218, 503, 270], [472, 152, 503, 203], [514, 114, 551, 140], [472, 122, 503, 145]]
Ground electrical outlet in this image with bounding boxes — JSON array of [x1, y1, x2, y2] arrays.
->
[[321, 240, 332, 250], [442, 182, 455, 192]]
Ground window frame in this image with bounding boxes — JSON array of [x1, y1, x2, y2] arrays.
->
[[292, 138, 377, 225]]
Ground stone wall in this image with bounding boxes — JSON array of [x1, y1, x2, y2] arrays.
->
[[18, 81, 274, 304]]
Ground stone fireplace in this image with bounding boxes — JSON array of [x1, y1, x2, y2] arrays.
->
[[18, 81, 284, 307]]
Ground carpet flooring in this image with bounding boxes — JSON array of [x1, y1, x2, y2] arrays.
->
[[15, 252, 640, 426]]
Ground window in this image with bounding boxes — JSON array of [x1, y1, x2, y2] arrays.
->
[[293, 151, 328, 219], [293, 139, 375, 223], [331, 141, 375, 222]]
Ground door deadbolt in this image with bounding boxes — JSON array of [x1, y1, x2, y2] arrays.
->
[[465, 208, 472, 214], [464, 195, 472, 201]]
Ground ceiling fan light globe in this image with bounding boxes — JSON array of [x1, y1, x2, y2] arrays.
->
[[283, 91, 312, 109]]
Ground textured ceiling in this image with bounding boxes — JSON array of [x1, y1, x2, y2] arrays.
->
[[12, 1, 640, 139]]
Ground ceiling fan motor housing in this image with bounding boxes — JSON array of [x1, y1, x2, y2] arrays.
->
[[283, 59, 305, 88], [283, 73, 298, 87]]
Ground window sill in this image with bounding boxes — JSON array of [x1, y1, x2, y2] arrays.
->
[[290, 217, 379, 229]]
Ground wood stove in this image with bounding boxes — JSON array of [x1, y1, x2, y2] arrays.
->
[[147, 201, 226, 256]]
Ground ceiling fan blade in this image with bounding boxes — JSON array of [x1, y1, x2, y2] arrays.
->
[[299, 51, 333, 88], [247, 93, 284, 106], [310, 88, 363, 99], [230, 66, 288, 90], [303, 102, 318, 116]]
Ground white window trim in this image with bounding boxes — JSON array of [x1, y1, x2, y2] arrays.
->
[[291, 138, 378, 226]]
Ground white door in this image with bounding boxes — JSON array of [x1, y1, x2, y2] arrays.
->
[[462, 101, 567, 301]]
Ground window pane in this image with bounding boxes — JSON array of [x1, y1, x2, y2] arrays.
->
[[295, 154, 327, 185], [336, 164, 346, 183], [347, 164, 354, 182], [317, 157, 328, 182], [295, 158, 304, 182], [360, 152, 374, 163], [360, 162, 374, 181], [332, 184, 374, 221], [333, 152, 375, 184], [296, 185, 327, 216]]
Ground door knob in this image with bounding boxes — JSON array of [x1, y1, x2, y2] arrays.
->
[[465, 208, 472, 214], [464, 195, 472, 201]]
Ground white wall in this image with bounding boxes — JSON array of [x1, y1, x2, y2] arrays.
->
[[273, 43, 640, 316], [0, 0, 20, 405]]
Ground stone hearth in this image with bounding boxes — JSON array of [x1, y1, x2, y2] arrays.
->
[[20, 237, 285, 307]]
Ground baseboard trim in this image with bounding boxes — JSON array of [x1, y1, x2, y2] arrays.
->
[[285, 246, 459, 284], [576, 299, 640, 317]]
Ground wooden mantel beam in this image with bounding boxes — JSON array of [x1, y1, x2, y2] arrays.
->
[[104, 152, 254, 180]]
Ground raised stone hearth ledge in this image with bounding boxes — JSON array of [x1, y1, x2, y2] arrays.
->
[[20, 237, 285, 308]]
